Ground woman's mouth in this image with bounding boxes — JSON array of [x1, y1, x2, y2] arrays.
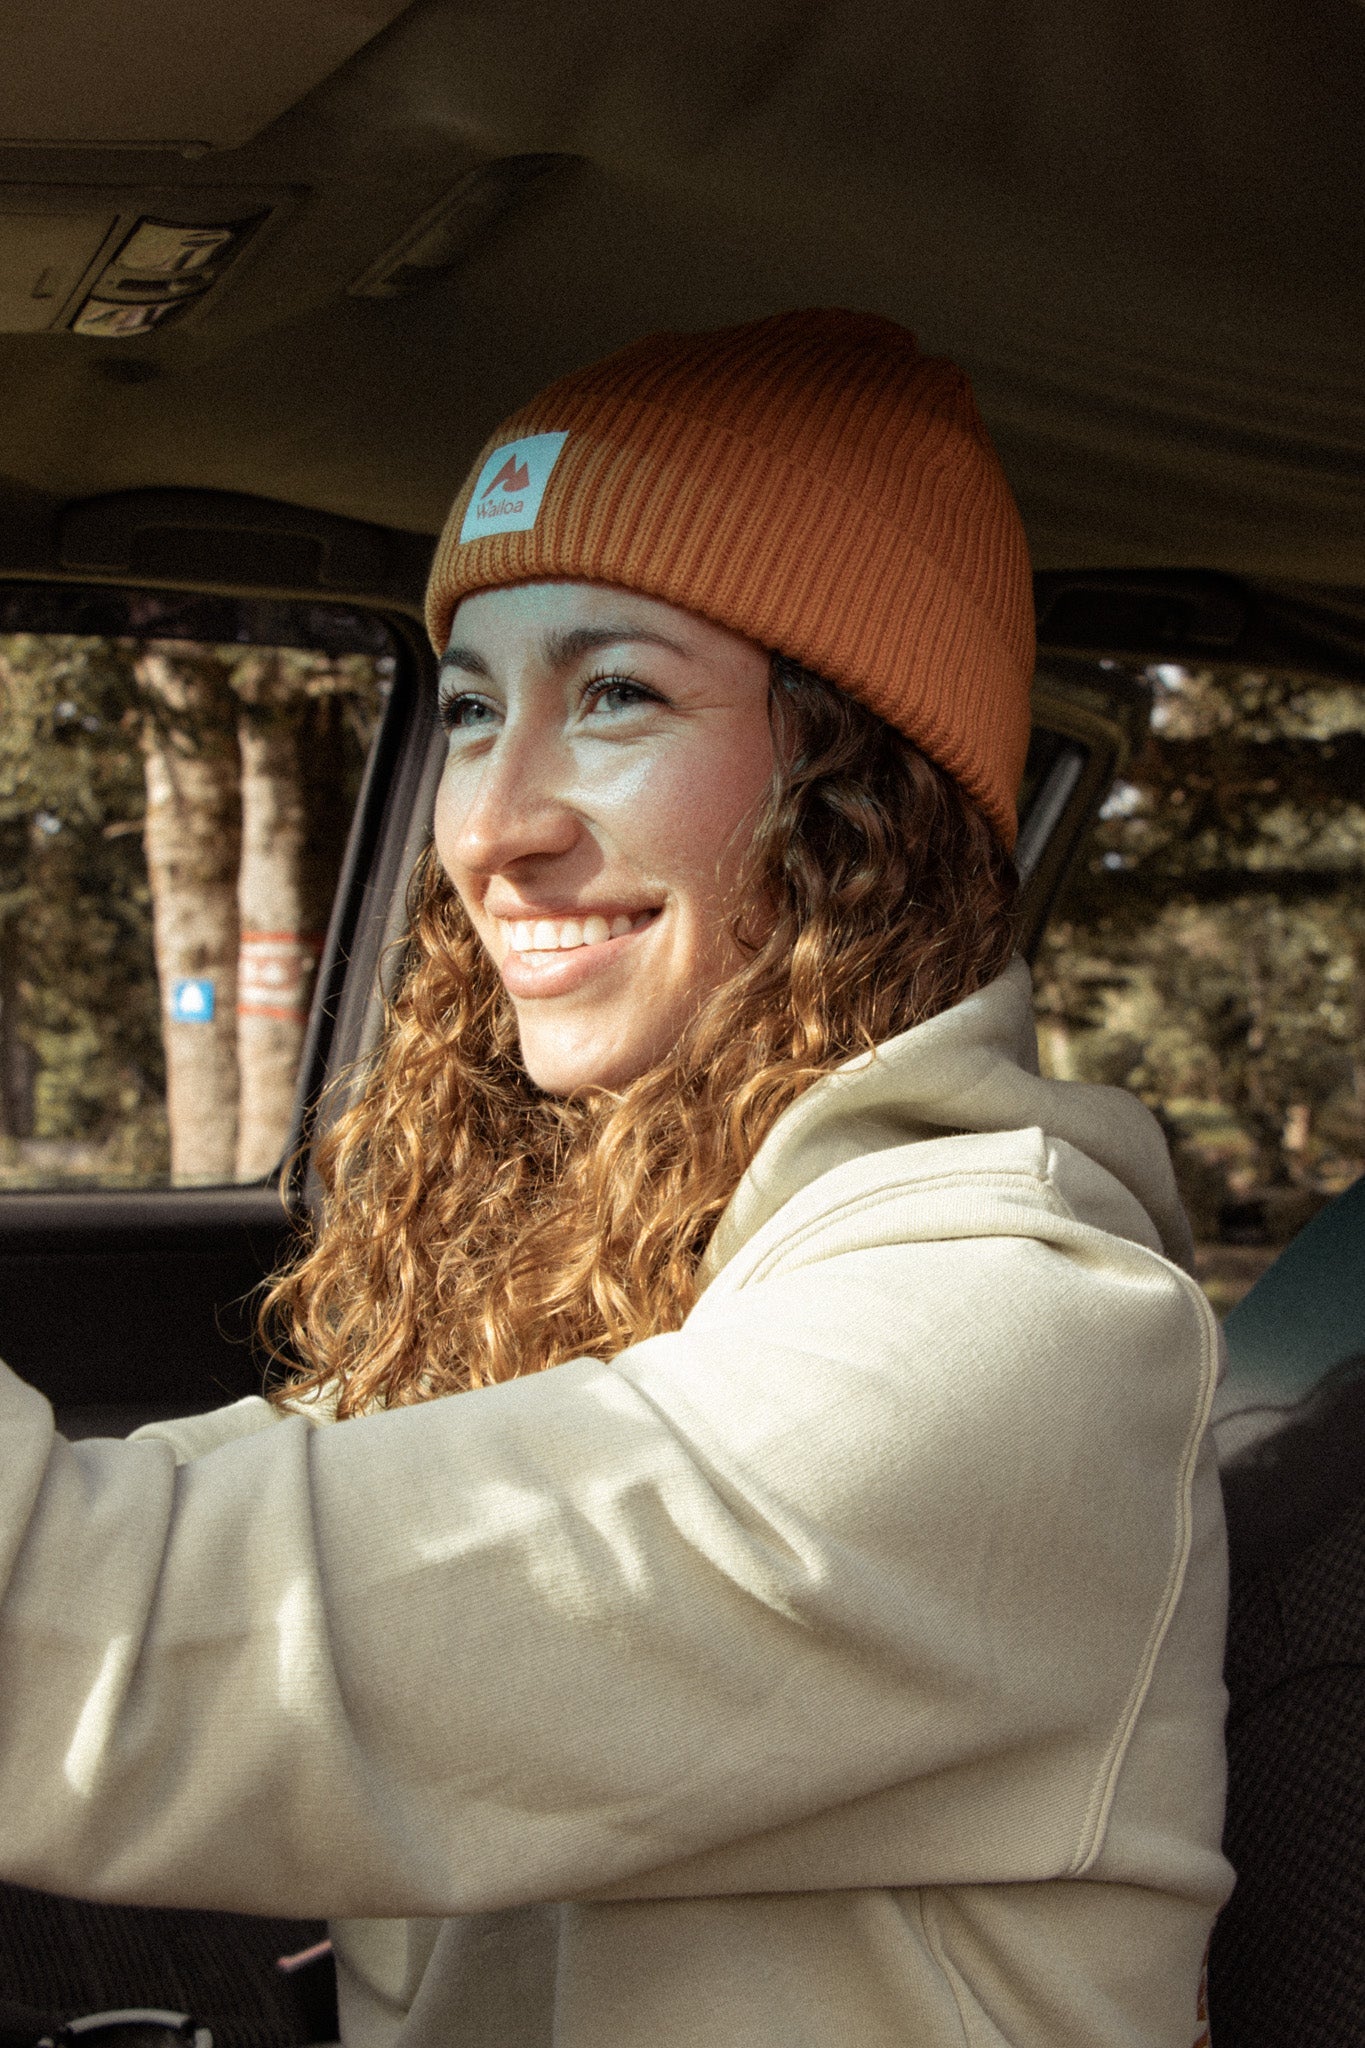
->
[[495, 907, 661, 998], [500, 909, 656, 956]]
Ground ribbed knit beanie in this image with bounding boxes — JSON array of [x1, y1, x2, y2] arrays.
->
[[425, 309, 1034, 848]]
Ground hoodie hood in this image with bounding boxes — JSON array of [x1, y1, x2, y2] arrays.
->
[[703, 958, 1194, 1279]]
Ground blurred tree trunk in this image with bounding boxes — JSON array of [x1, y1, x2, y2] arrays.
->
[[0, 907, 36, 1145], [0, 659, 37, 1149], [231, 656, 345, 1180], [135, 647, 241, 1184]]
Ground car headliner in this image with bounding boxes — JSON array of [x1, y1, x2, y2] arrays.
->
[[0, 0, 1361, 593]]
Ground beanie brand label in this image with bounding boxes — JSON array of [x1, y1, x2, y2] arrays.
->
[[460, 432, 569, 542]]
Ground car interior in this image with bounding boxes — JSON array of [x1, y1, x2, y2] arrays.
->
[[0, 3, 1361, 2044]]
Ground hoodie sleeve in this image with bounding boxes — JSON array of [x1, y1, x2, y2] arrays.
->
[[127, 1394, 284, 1462], [0, 1183, 1222, 1921]]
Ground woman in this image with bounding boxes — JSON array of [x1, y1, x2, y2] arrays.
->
[[0, 311, 1230, 2047]]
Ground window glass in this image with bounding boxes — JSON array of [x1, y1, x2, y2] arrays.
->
[[1034, 662, 1365, 1314], [0, 589, 392, 1188]]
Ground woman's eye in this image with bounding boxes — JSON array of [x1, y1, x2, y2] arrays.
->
[[439, 692, 498, 735], [583, 674, 658, 715]]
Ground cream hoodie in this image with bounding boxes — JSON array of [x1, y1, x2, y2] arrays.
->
[[0, 960, 1231, 2048]]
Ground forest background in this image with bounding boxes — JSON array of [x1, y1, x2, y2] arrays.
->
[[1033, 659, 1365, 1309], [0, 628, 385, 1190], [3, 637, 1364, 1316]]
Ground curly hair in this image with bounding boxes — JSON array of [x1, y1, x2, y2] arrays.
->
[[263, 657, 1018, 1416]]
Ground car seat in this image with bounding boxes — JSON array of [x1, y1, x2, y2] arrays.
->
[[1207, 1174, 1365, 2045]]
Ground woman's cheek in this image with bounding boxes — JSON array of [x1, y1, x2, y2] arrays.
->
[[594, 746, 768, 893]]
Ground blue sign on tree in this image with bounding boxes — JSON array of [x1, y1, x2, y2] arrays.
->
[[169, 978, 215, 1023]]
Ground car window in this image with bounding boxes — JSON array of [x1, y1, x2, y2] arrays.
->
[[1034, 658, 1365, 1316], [0, 587, 393, 1189]]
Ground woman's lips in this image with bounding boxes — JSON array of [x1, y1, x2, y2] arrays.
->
[[497, 908, 660, 999]]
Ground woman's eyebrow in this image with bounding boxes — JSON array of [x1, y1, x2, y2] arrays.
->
[[543, 624, 692, 666], [439, 624, 691, 687], [438, 645, 491, 683]]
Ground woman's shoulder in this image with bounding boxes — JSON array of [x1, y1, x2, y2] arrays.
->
[[701, 960, 1195, 1292], [128, 1384, 338, 1463], [128, 1394, 285, 1464]]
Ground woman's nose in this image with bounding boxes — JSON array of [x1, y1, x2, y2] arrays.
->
[[439, 729, 581, 876]]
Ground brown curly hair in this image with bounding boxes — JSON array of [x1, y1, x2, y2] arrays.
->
[[263, 657, 1018, 1416]]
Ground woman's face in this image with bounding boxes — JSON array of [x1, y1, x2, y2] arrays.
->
[[433, 580, 775, 1093]]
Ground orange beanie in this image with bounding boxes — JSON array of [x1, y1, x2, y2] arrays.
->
[[425, 309, 1034, 848]]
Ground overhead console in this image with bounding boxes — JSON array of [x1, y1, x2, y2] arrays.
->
[[0, 184, 287, 335]]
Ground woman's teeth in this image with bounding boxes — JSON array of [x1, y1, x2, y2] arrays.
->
[[505, 910, 654, 953]]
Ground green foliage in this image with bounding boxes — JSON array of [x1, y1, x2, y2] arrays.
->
[[0, 635, 167, 1180], [1035, 665, 1365, 1305]]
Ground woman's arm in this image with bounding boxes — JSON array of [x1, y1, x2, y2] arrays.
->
[[0, 1196, 1221, 1921]]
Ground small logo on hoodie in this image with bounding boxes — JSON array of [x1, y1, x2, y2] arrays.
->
[[460, 432, 569, 541]]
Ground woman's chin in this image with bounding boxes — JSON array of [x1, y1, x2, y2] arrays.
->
[[516, 1016, 670, 1096]]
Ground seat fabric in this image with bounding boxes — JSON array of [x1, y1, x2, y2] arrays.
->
[[1210, 1352, 1365, 2046]]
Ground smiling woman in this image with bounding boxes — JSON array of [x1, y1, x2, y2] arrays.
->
[[0, 311, 1231, 2048], [433, 583, 776, 1092]]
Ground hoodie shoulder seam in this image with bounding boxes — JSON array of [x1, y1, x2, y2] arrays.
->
[[737, 1160, 1067, 1287]]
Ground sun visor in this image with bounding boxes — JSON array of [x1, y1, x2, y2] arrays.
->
[[0, 0, 414, 153]]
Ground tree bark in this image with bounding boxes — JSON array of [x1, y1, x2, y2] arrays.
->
[[0, 656, 37, 1149], [135, 647, 241, 1185], [232, 658, 344, 1180], [0, 906, 36, 1146]]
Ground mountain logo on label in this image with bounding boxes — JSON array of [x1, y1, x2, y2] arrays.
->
[[482, 454, 531, 498]]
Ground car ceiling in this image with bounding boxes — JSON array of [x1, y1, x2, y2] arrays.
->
[[0, 0, 1361, 590]]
